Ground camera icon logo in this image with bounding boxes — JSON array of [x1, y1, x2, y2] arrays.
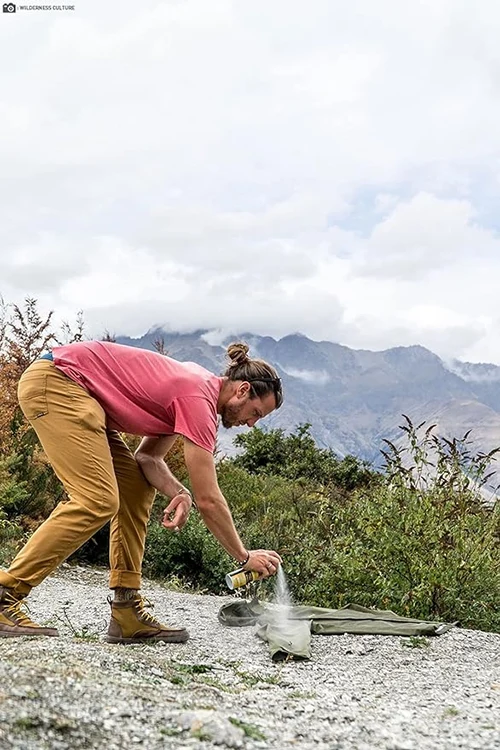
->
[[3, 3, 16, 12]]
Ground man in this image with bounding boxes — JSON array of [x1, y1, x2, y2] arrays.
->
[[0, 340, 283, 642]]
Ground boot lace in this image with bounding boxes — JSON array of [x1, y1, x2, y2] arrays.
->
[[4, 598, 40, 628], [135, 596, 165, 629]]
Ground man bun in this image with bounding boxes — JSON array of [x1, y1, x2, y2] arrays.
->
[[226, 342, 250, 367], [223, 341, 283, 408]]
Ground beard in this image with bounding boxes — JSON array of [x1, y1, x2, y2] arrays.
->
[[220, 403, 244, 429]]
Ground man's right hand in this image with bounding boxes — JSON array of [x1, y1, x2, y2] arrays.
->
[[243, 549, 282, 579]]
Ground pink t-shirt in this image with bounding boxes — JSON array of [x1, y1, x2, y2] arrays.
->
[[52, 341, 223, 452]]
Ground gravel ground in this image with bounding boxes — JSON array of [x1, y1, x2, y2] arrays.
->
[[0, 564, 499, 750]]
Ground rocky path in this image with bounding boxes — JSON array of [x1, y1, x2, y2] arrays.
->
[[0, 565, 499, 750]]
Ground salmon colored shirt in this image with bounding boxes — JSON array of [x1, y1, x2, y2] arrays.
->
[[52, 341, 223, 452]]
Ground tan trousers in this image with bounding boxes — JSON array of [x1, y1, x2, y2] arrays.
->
[[0, 359, 156, 596]]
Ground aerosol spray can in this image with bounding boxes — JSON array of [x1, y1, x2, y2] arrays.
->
[[225, 568, 260, 590]]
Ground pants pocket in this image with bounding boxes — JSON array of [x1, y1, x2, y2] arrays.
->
[[18, 370, 49, 420]]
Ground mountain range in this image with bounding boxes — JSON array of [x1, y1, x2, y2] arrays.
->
[[116, 329, 500, 493]]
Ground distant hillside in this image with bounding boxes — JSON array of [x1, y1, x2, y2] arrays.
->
[[116, 329, 500, 494]]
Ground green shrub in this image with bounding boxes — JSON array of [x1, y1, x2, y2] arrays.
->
[[232, 423, 376, 490], [69, 524, 111, 566], [0, 432, 64, 522], [286, 481, 499, 632], [142, 469, 313, 593], [0, 513, 24, 567], [143, 508, 232, 592], [233, 419, 500, 632]]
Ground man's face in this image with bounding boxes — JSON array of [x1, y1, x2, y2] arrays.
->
[[221, 385, 276, 429]]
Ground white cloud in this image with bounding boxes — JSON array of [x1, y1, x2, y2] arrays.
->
[[201, 329, 233, 347], [1, 0, 500, 362], [353, 193, 495, 280], [280, 367, 331, 385], [443, 360, 500, 382]]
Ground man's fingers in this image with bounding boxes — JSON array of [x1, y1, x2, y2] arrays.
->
[[162, 507, 187, 530], [163, 518, 186, 531], [245, 550, 282, 575], [162, 493, 192, 529], [163, 507, 185, 524], [167, 501, 176, 513]]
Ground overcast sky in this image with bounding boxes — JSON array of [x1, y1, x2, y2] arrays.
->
[[1, 0, 500, 363]]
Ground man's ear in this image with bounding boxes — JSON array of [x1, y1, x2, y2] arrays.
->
[[237, 381, 251, 398]]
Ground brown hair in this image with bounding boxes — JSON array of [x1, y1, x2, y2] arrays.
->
[[224, 342, 283, 409]]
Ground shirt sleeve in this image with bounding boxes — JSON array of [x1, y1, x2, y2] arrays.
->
[[172, 396, 218, 453]]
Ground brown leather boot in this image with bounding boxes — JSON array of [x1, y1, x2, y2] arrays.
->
[[106, 595, 189, 644], [0, 586, 59, 638]]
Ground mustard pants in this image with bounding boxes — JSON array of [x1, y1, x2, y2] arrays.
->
[[0, 359, 156, 596]]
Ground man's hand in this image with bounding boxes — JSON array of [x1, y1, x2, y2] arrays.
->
[[243, 549, 282, 579], [162, 491, 192, 532]]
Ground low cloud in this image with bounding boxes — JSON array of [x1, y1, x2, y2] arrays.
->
[[280, 367, 331, 385], [443, 360, 500, 383]]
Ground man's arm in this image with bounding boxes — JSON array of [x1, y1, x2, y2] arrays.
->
[[135, 435, 192, 530], [181, 438, 281, 576]]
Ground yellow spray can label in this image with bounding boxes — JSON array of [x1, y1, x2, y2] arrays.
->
[[225, 568, 260, 590]]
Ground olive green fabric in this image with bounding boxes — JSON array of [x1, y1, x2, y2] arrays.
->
[[218, 599, 265, 627], [218, 600, 457, 661], [256, 620, 312, 661]]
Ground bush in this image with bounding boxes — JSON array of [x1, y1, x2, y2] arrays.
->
[[285, 481, 499, 632], [0, 472, 26, 565], [69, 524, 111, 567], [0, 514, 25, 567], [165, 419, 499, 633], [142, 467, 312, 593], [232, 423, 376, 490], [143, 505, 232, 592]]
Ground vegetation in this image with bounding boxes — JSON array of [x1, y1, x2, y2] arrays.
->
[[0, 297, 83, 564], [0, 296, 499, 633], [232, 422, 375, 490], [145, 419, 500, 632]]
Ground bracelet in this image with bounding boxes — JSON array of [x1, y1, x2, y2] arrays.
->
[[173, 488, 197, 509], [237, 551, 250, 567]]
